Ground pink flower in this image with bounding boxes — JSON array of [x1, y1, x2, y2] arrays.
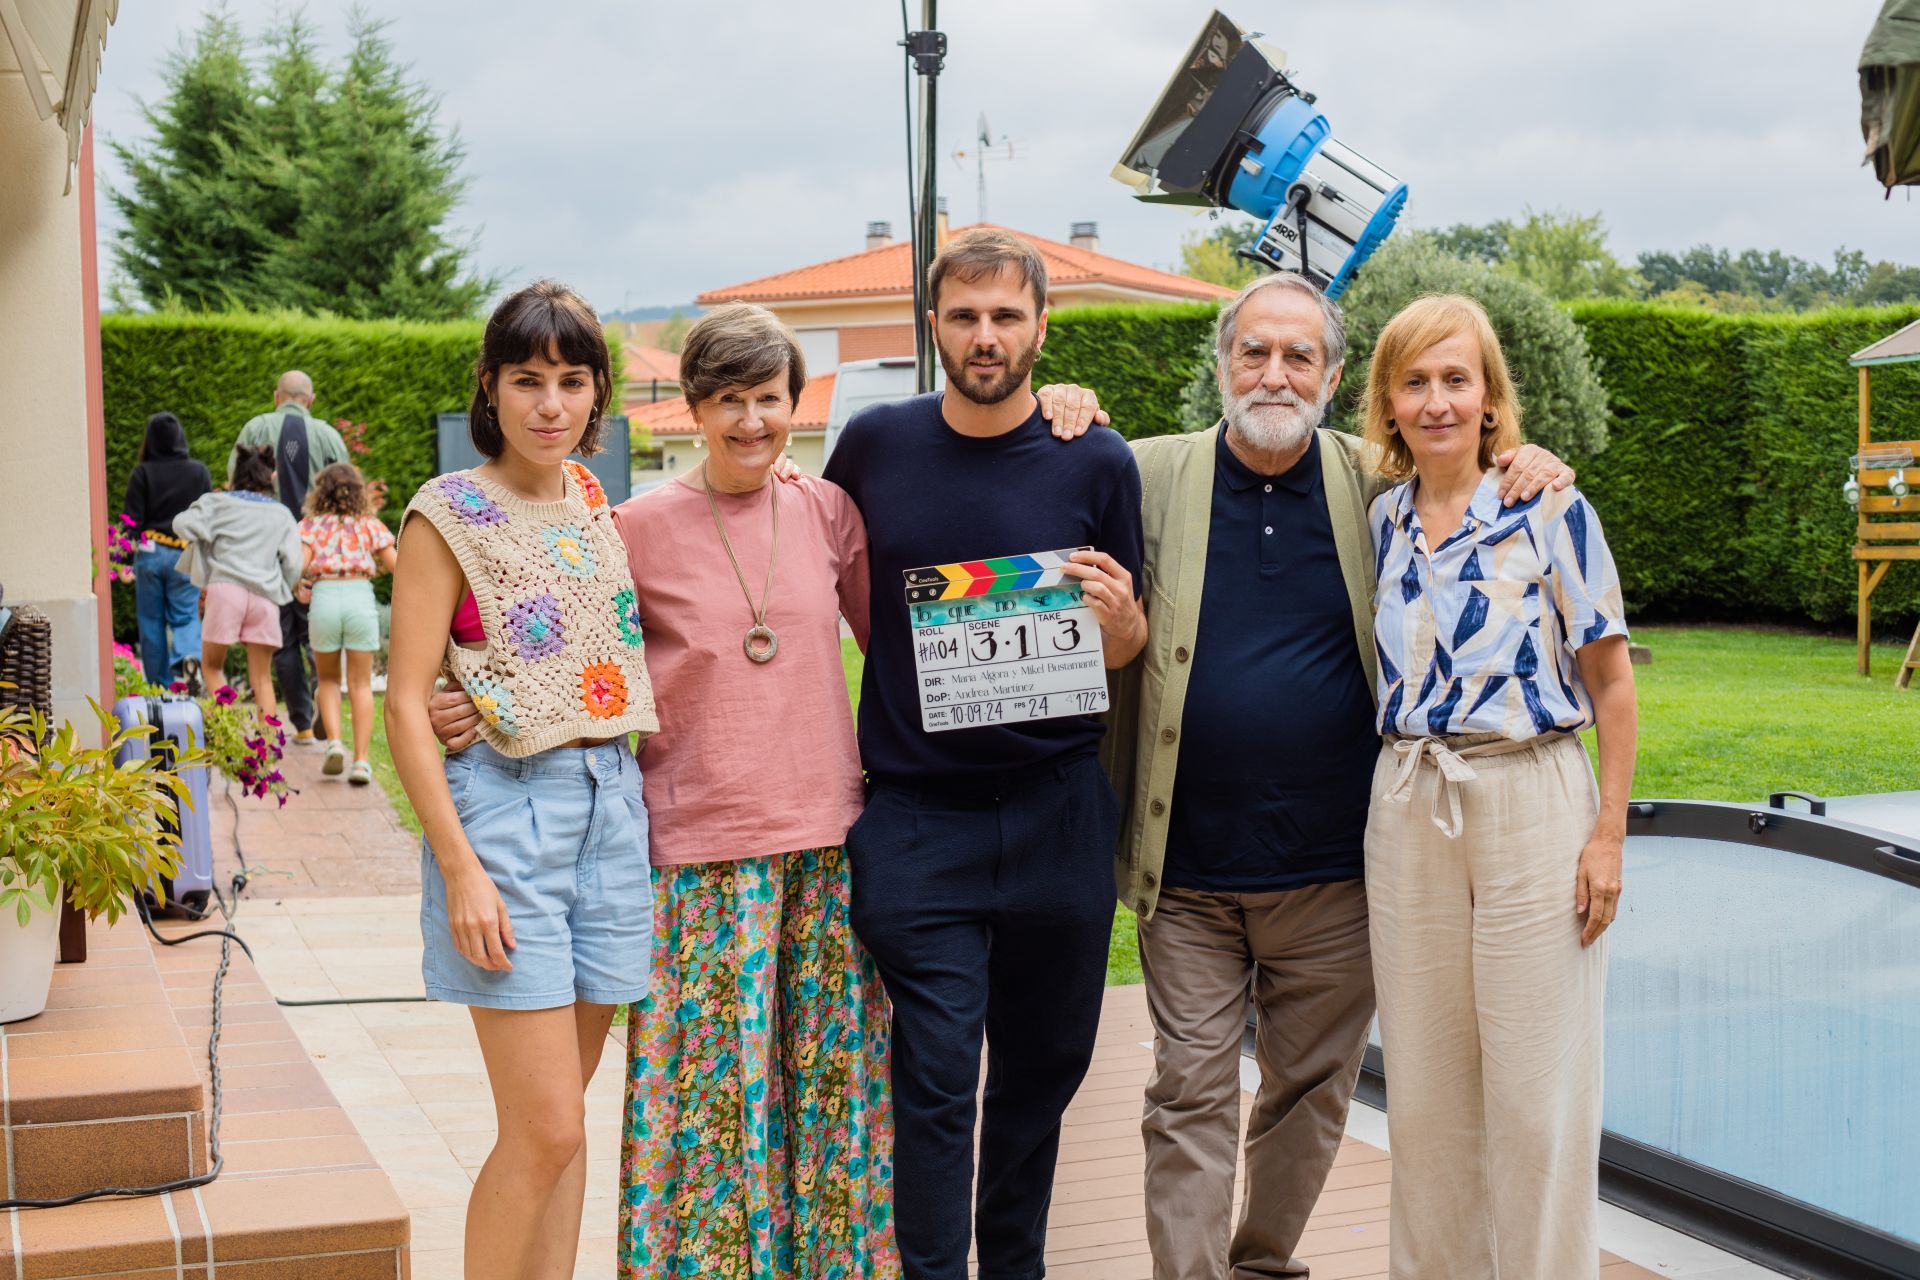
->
[[214, 686, 238, 706]]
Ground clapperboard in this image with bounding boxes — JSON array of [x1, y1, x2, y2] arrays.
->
[[905, 547, 1108, 732]]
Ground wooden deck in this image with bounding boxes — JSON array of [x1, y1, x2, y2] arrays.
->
[[1037, 984, 1660, 1279]]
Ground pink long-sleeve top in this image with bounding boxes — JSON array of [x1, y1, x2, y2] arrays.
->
[[613, 474, 870, 865]]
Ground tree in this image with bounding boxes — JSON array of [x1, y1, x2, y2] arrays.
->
[[655, 309, 692, 354], [1496, 210, 1640, 302], [109, 7, 496, 320], [1636, 243, 1920, 310], [1177, 218, 1265, 289], [1177, 234, 1612, 458]]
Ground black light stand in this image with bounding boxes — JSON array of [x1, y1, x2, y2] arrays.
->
[[902, 5, 945, 394]]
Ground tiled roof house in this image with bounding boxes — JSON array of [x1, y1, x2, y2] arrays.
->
[[632, 219, 1230, 479]]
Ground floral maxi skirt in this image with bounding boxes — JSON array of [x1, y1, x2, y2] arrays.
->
[[617, 845, 900, 1279]]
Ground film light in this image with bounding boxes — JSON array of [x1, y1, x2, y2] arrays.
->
[[1111, 10, 1407, 297]]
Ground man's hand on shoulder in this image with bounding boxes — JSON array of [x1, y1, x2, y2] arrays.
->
[[1493, 443, 1575, 506], [1037, 384, 1110, 440]]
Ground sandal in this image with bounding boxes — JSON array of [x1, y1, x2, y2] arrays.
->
[[349, 760, 372, 786]]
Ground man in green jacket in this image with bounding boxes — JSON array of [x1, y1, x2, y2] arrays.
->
[[229, 370, 349, 741], [1102, 274, 1569, 1279]]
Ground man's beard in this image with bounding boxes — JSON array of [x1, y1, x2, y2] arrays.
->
[[1224, 381, 1324, 454], [937, 334, 1041, 406]]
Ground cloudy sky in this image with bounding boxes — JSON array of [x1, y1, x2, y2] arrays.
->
[[90, 0, 1914, 313]]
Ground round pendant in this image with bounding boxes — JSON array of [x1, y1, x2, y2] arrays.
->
[[744, 624, 778, 664]]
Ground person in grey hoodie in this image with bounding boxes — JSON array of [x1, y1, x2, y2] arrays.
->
[[173, 445, 304, 720]]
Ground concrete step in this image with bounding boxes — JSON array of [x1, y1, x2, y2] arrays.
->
[[4, 914, 411, 1278], [3, 915, 208, 1202]]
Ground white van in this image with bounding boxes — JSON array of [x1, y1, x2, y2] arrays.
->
[[823, 357, 941, 465]]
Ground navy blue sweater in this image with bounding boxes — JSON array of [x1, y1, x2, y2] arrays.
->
[[824, 393, 1144, 782]]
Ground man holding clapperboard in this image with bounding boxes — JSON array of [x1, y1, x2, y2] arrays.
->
[[825, 227, 1148, 1280]]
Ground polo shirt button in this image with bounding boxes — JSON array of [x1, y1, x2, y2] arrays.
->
[[1160, 727, 1176, 744], [1174, 646, 1190, 662], [1149, 798, 1166, 816], [1264, 525, 1274, 535], [1264, 484, 1273, 493]]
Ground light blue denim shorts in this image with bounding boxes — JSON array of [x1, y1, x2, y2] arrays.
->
[[420, 738, 651, 1009]]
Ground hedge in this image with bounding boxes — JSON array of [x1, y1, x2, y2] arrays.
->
[[101, 300, 1920, 638], [101, 309, 623, 639], [1032, 301, 1220, 440]]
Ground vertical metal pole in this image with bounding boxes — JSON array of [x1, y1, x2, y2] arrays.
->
[[1859, 365, 1872, 675], [914, 1, 940, 394]]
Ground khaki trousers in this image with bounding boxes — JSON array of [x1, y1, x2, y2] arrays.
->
[[1139, 880, 1375, 1280], [1365, 733, 1608, 1280]]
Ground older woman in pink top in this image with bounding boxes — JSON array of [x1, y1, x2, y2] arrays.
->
[[607, 305, 890, 1278]]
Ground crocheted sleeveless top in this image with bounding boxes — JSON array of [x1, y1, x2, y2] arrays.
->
[[403, 460, 657, 757]]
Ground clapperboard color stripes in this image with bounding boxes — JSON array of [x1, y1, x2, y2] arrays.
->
[[904, 547, 1108, 732]]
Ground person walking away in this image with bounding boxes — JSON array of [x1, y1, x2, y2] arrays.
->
[[172, 445, 303, 719], [123, 411, 212, 688], [231, 370, 349, 743], [297, 461, 397, 786], [1361, 293, 1637, 1279], [385, 280, 658, 1279]]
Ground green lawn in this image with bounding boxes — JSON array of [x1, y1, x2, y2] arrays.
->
[[369, 626, 1919, 987]]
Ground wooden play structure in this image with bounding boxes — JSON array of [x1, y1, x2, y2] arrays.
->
[[1850, 316, 1920, 683]]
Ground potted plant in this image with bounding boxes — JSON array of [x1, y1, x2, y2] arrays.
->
[[0, 697, 209, 1023]]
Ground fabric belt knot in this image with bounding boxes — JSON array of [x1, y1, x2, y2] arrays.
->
[[1385, 737, 1481, 839]]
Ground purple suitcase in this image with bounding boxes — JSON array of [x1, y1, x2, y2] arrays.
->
[[112, 694, 215, 916]]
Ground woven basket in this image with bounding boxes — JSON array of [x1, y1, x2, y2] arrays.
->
[[0, 593, 53, 721]]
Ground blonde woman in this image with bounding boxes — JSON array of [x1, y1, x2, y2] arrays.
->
[[1361, 294, 1637, 1279]]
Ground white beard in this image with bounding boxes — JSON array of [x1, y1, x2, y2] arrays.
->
[[1224, 382, 1322, 455]]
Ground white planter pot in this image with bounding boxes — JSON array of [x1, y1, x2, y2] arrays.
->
[[0, 888, 61, 1024]]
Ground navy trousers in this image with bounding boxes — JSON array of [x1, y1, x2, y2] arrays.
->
[[848, 752, 1119, 1280]]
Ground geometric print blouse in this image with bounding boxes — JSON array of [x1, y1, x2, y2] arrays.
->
[[1369, 470, 1628, 741], [402, 460, 658, 757]]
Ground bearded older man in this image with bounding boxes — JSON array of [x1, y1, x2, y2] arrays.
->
[[1102, 272, 1571, 1280]]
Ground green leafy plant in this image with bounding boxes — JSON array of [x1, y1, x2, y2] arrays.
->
[[0, 699, 210, 926]]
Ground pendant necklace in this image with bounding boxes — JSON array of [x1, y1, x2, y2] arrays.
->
[[703, 465, 779, 663]]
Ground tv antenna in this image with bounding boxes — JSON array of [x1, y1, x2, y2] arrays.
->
[[952, 113, 1016, 223]]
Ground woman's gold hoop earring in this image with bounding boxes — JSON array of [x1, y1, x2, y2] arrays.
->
[[1483, 411, 1495, 426]]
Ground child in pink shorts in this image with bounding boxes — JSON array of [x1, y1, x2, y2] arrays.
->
[[172, 444, 304, 719]]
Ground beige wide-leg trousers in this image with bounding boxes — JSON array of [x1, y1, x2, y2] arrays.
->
[[1138, 880, 1375, 1279], [1365, 733, 1608, 1280]]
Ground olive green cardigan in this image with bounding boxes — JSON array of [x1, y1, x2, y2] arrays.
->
[[1101, 425, 1392, 919]]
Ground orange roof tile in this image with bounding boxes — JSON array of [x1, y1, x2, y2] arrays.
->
[[697, 224, 1235, 305], [623, 343, 681, 384], [631, 372, 836, 436]]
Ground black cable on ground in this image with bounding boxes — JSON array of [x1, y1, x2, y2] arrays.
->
[[2, 775, 427, 1210], [0, 902, 232, 1210]]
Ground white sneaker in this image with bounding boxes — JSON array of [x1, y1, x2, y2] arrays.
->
[[322, 740, 346, 776]]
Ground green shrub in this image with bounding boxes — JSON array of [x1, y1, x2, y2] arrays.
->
[[1033, 302, 1219, 440], [1740, 306, 1920, 623], [103, 309, 624, 640], [1561, 302, 1751, 615]]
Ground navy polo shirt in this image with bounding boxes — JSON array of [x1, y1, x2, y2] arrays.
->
[[1161, 429, 1377, 893]]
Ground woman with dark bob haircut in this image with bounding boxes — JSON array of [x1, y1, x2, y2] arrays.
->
[[386, 279, 661, 1276]]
